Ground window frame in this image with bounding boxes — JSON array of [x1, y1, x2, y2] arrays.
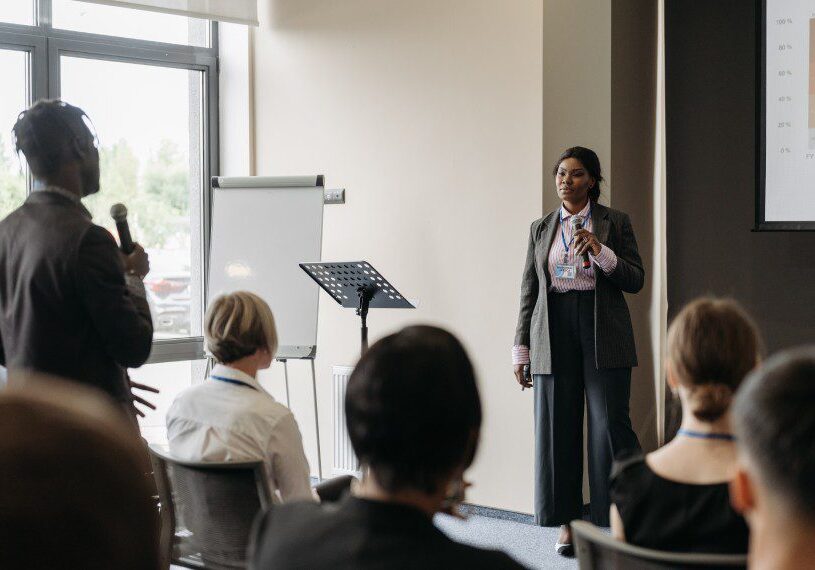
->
[[0, 0, 219, 364]]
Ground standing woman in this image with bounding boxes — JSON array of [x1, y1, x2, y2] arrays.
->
[[513, 146, 642, 555]]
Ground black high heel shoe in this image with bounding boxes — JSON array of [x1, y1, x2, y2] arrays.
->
[[554, 541, 575, 558]]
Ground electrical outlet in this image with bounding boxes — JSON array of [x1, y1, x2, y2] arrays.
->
[[324, 188, 346, 204]]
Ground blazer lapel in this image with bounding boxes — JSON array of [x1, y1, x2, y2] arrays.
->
[[592, 203, 611, 245], [540, 210, 558, 285]]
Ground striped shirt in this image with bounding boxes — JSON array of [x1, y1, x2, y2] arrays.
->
[[512, 201, 618, 366]]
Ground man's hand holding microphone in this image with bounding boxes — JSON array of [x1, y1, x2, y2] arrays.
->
[[111, 203, 150, 279]]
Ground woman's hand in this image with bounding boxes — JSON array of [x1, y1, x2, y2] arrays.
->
[[514, 364, 532, 390], [574, 228, 602, 257]]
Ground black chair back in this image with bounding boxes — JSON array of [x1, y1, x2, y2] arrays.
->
[[149, 444, 272, 570], [571, 520, 747, 570]]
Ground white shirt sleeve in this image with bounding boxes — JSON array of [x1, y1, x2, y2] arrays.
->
[[267, 412, 315, 503]]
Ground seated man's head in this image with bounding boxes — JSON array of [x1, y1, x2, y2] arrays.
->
[[346, 325, 481, 504], [666, 298, 761, 423], [13, 99, 99, 197], [205, 291, 278, 370], [731, 349, 815, 545], [0, 376, 158, 569]]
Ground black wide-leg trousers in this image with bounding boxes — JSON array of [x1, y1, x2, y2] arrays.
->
[[533, 290, 640, 527]]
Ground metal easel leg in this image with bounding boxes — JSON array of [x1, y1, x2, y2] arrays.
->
[[310, 358, 323, 481], [282, 360, 291, 408]]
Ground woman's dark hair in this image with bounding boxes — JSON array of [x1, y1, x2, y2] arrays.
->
[[552, 146, 603, 202], [667, 298, 762, 422], [12, 99, 94, 180], [345, 325, 482, 494], [734, 348, 815, 521]]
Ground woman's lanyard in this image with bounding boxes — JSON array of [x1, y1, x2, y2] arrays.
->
[[210, 375, 258, 391], [559, 203, 592, 263], [676, 429, 736, 442]]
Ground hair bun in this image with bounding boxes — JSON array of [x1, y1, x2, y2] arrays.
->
[[207, 338, 255, 364], [691, 383, 733, 422]]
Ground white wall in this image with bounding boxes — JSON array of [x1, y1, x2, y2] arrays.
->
[[251, 0, 543, 512], [542, 0, 611, 211], [218, 22, 252, 176]]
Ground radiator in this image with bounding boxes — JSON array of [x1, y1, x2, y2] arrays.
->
[[332, 365, 361, 477]]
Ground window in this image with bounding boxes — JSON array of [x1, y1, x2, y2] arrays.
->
[[62, 57, 205, 340], [0, 2, 35, 26], [0, 50, 28, 219], [0, 1, 218, 444]]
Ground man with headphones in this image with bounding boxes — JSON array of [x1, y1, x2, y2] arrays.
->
[[0, 99, 154, 420]]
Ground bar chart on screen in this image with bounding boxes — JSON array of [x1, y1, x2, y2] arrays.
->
[[762, 0, 815, 225], [810, 16, 814, 148]]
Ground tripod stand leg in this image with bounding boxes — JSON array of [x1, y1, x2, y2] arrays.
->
[[283, 360, 291, 409], [310, 358, 323, 481]]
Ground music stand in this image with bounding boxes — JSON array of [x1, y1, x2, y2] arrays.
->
[[299, 261, 415, 356]]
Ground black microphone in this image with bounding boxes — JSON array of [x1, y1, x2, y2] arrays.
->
[[110, 203, 134, 254], [570, 215, 591, 269]]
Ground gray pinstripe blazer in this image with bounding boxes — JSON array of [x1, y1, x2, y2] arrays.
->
[[514, 202, 644, 374]]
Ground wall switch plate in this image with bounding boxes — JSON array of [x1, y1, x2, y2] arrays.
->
[[324, 188, 346, 204]]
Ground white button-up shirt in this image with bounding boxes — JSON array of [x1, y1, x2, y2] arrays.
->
[[166, 364, 314, 503]]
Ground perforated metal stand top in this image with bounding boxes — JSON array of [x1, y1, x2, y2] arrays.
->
[[300, 261, 414, 354]]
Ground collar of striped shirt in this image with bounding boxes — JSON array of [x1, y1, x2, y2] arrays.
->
[[559, 199, 592, 223]]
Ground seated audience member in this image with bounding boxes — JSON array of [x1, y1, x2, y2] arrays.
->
[[610, 298, 759, 553], [731, 348, 815, 570], [249, 325, 527, 570], [166, 291, 313, 503], [0, 376, 159, 570]]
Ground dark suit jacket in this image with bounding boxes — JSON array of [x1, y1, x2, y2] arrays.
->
[[0, 191, 153, 403], [514, 202, 644, 373], [249, 496, 527, 570]]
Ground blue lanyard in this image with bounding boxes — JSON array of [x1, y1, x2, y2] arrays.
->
[[559, 203, 592, 257], [677, 429, 736, 442], [211, 375, 258, 391]]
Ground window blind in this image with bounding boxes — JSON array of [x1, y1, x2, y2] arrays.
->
[[75, 0, 258, 26]]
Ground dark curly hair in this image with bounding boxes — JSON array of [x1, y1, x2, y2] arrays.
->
[[12, 99, 95, 180], [345, 325, 482, 494]]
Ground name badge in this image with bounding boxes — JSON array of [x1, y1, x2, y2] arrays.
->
[[555, 263, 576, 280]]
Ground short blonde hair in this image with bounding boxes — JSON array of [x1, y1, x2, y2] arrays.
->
[[205, 291, 278, 363]]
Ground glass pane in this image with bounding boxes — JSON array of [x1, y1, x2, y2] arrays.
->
[[53, 0, 209, 47], [132, 359, 207, 445], [0, 2, 34, 26], [0, 50, 28, 220], [61, 56, 205, 341]]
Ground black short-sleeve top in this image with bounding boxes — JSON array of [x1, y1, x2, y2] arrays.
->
[[609, 452, 749, 554]]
